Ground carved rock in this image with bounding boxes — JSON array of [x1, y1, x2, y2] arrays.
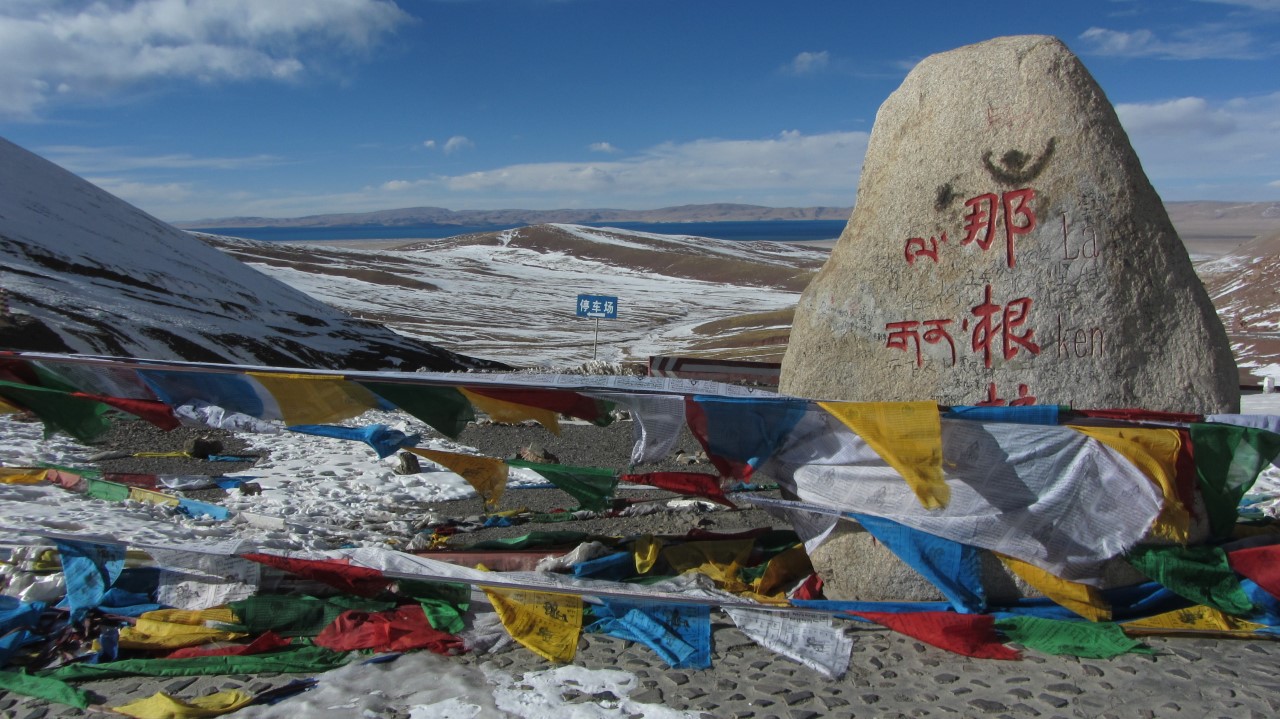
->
[[780, 35, 1238, 414]]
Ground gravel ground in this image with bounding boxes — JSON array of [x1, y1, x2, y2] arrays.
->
[[9, 419, 1280, 717]]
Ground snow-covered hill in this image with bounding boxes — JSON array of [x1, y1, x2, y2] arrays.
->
[[1198, 229, 1280, 384], [201, 223, 830, 367], [0, 137, 499, 372]]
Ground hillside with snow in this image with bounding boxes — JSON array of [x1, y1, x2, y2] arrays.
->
[[201, 224, 829, 367], [1197, 228, 1280, 384], [0, 137, 499, 372]]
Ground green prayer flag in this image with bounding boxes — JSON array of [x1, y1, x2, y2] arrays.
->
[[399, 580, 471, 635], [46, 646, 349, 682], [358, 382, 475, 440], [507, 460, 618, 511], [85, 478, 130, 502], [0, 380, 113, 443], [1190, 423, 1280, 538], [221, 594, 396, 637], [0, 670, 92, 709], [1126, 545, 1254, 616], [995, 616, 1152, 659]]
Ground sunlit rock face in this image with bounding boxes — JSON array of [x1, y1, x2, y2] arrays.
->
[[781, 35, 1238, 414]]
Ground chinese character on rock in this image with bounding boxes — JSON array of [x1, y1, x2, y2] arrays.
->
[[969, 284, 1040, 369], [885, 319, 956, 368], [962, 188, 1037, 268], [904, 232, 947, 265]]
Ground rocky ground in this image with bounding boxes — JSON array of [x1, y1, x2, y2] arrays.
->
[[6, 420, 1280, 717]]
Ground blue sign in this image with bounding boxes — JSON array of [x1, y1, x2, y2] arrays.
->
[[576, 294, 618, 319]]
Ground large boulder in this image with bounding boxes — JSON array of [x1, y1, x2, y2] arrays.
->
[[780, 35, 1238, 414]]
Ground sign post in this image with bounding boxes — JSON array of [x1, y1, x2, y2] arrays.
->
[[575, 294, 618, 360]]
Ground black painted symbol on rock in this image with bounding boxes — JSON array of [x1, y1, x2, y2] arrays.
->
[[982, 138, 1056, 185]]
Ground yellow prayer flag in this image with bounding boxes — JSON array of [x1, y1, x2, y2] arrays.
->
[[662, 538, 755, 589], [249, 372, 383, 427], [484, 588, 581, 663], [632, 535, 662, 575], [1125, 604, 1266, 633], [119, 617, 245, 650], [0, 467, 48, 484], [128, 486, 180, 507], [1070, 425, 1189, 543], [820, 400, 947, 509], [997, 553, 1111, 622], [112, 689, 254, 718], [406, 447, 509, 508], [753, 544, 815, 599], [460, 388, 560, 435], [0, 396, 20, 413]]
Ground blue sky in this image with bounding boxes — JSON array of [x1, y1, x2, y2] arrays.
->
[[1, 0, 1278, 222]]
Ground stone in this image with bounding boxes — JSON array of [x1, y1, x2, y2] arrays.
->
[[184, 436, 223, 459], [780, 35, 1238, 414], [393, 451, 421, 475]]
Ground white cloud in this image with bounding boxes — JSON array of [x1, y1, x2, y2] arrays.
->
[[381, 180, 413, 191], [423, 140, 437, 150], [1078, 25, 1268, 60], [442, 130, 866, 199], [1117, 92, 1280, 198], [784, 50, 830, 75], [589, 142, 620, 154], [443, 135, 474, 154], [40, 145, 279, 172], [0, 0, 410, 119], [1197, 0, 1280, 10], [87, 176, 193, 205]]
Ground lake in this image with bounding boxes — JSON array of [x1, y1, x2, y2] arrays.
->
[[192, 219, 848, 244]]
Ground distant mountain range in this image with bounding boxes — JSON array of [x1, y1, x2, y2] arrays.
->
[[177, 204, 855, 229]]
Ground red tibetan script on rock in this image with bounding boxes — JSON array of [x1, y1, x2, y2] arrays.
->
[[969, 284, 1040, 369], [884, 319, 957, 367], [961, 188, 1036, 268], [904, 232, 948, 265]]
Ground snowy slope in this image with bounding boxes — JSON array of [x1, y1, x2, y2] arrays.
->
[[1198, 229, 1280, 383], [0, 137, 499, 372], [203, 224, 830, 367]]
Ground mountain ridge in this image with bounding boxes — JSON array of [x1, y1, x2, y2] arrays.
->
[[177, 203, 855, 229]]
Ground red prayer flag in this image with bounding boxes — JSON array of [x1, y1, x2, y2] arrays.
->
[[166, 630, 292, 659], [71, 392, 181, 430], [1072, 408, 1203, 423], [850, 611, 1020, 660], [619, 471, 736, 508], [1228, 543, 1280, 600], [314, 604, 464, 654], [791, 573, 825, 601], [242, 553, 393, 597], [463, 386, 613, 425]]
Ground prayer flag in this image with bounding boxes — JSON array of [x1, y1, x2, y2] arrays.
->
[[995, 615, 1151, 658], [1071, 425, 1191, 543], [459, 388, 560, 434], [70, 392, 180, 430], [1228, 543, 1280, 600], [249, 372, 383, 426], [1190, 423, 1280, 538], [1123, 604, 1265, 632], [850, 513, 985, 613], [56, 539, 125, 619], [0, 380, 113, 442], [166, 631, 292, 659], [997, 554, 1111, 622], [944, 404, 1060, 425], [137, 369, 282, 421], [0, 671, 91, 709], [633, 535, 663, 575], [287, 423, 420, 459], [241, 553, 393, 598], [48, 645, 350, 681], [464, 386, 614, 426], [484, 588, 582, 663], [849, 611, 1020, 660], [0, 467, 47, 484], [407, 447, 509, 508], [112, 689, 253, 718], [821, 401, 946, 509], [619, 471, 735, 507], [507, 459, 617, 511], [1126, 545, 1254, 616], [725, 608, 853, 679], [314, 604, 464, 654], [588, 601, 711, 668], [359, 381, 475, 439], [685, 395, 808, 480]]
